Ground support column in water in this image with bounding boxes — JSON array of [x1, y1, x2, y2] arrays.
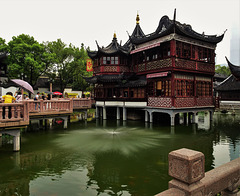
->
[[145, 110, 149, 122], [123, 107, 127, 121], [170, 114, 175, 127], [95, 106, 99, 119], [116, 107, 120, 120], [103, 106, 107, 120]]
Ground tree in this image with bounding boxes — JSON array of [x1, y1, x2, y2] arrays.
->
[[7, 34, 54, 87], [71, 44, 92, 91], [45, 40, 92, 92], [0, 37, 7, 52], [215, 64, 231, 76]]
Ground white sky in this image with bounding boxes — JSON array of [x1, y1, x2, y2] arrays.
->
[[1, 0, 239, 65]]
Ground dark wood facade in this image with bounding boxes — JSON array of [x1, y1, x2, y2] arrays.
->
[[86, 12, 224, 109]]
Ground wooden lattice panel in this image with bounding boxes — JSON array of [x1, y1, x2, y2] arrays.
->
[[196, 97, 213, 106], [104, 66, 117, 72], [175, 59, 196, 70], [197, 62, 214, 73], [174, 98, 195, 108], [147, 59, 172, 71], [138, 63, 145, 72], [148, 97, 172, 108], [120, 66, 129, 72]]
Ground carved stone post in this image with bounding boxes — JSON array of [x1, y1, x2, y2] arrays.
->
[[168, 148, 205, 196]]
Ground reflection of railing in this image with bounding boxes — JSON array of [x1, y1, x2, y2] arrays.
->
[[0, 102, 29, 128], [155, 148, 240, 196]]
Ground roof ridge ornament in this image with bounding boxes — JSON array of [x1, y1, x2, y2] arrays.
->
[[113, 32, 117, 39], [136, 12, 140, 24]]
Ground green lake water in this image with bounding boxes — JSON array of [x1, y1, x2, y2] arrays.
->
[[0, 112, 239, 196]]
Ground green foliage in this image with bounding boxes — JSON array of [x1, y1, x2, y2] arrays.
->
[[45, 40, 92, 91], [2, 34, 92, 91], [215, 64, 231, 76], [7, 34, 55, 86], [0, 37, 7, 52]]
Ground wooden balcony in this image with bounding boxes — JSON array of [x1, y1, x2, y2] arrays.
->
[[148, 96, 214, 108]]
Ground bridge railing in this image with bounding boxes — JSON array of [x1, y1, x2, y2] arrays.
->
[[155, 148, 240, 196], [72, 98, 93, 109], [27, 99, 73, 113], [0, 102, 29, 127]]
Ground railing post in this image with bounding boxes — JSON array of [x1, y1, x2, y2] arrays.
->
[[40, 100, 43, 112], [168, 148, 205, 195]]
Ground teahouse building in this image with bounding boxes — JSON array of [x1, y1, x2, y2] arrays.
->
[[86, 11, 225, 126]]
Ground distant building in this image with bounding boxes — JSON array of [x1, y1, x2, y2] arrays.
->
[[215, 58, 240, 101], [86, 11, 225, 125]]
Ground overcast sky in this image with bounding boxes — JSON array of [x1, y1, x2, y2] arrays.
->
[[1, 0, 239, 65]]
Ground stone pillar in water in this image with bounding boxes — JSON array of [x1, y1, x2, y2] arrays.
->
[[95, 106, 99, 119], [123, 107, 127, 121], [116, 107, 120, 120], [103, 106, 107, 120], [13, 130, 20, 152], [145, 110, 149, 122], [170, 114, 175, 126], [149, 111, 153, 123]]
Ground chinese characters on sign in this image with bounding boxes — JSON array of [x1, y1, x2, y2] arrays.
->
[[86, 59, 93, 72]]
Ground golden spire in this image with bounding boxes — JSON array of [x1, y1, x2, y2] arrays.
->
[[113, 31, 117, 39], [136, 12, 140, 24]]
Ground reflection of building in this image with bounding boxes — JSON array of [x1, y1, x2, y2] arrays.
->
[[86, 11, 224, 126]]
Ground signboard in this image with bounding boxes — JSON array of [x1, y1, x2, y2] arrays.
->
[[130, 42, 161, 54], [86, 59, 93, 72], [146, 72, 168, 79]]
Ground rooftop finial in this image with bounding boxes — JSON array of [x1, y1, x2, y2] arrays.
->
[[113, 31, 117, 39], [136, 11, 140, 24]]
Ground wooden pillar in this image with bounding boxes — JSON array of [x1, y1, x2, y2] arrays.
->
[[50, 82, 53, 99]]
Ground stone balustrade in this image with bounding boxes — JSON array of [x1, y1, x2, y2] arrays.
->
[[155, 148, 240, 196], [27, 99, 73, 113], [72, 98, 92, 109], [0, 102, 29, 128]]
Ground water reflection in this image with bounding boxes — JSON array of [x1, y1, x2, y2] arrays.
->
[[0, 113, 239, 196]]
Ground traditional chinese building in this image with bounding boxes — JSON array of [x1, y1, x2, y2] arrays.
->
[[215, 57, 240, 101], [86, 11, 225, 125]]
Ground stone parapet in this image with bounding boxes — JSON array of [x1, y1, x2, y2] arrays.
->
[[155, 148, 240, 196]]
